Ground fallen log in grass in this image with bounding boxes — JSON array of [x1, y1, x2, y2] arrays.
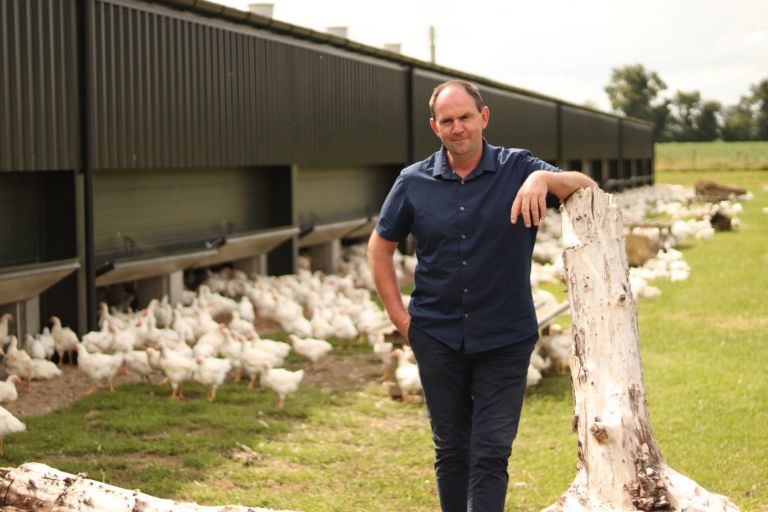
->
[[545, 187, 739, 512], [0, 462, 296, 512]]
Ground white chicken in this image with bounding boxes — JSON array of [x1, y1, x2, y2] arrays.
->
[[526, 365, 543, 391], [288, 334, 333, 366], [124, 350, 158, 382], [37, 327, 56, 359], [0, 375, 20, 404], [149, 296, 174, 329], [393, 347, 422, 403], [3, 336, 33, 391], [372, 341, 396, 382], [82, 323, 112, 354], [218, 328, 244, 380], [329, 311, 358, 342], [151, 345, 197, 399], [239, 342, 283, 390], [193, 356, 232, 401], [76, 344, 124, 396], [29, 359, 62, 381], [50, 316, 80, 366], [251, 337, 291, 360], [539, 330, 572, 375], [228, 310, 257, 339], [238, 295, 256, 323], [260, 362, 304, 409], [98, 301, 127, 330], [24, 334, 47, 360], [0, 313, 13, 348], [0, 406, 25, 454], [172, 308, 196, 346], [310, 310, 335, 340]]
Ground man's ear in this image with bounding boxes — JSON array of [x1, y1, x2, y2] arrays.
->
[[481, 106, 490, 129], [429, 117, 440, 137]]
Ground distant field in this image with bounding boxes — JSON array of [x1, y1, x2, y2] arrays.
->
[[655, 141, 768, 171]]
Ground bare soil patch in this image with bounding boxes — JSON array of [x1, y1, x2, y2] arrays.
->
[[4, 351, 387, 420], [4, 364, 144, 418]]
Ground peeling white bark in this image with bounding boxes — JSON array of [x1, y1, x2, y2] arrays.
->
[[0, 462, 295, 512], [544, 188, 738, 512]]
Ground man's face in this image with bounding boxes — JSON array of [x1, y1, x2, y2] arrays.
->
[[429, 87, 489, 160]]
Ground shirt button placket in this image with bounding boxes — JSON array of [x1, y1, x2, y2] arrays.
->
[[458, 179, 469, 325]]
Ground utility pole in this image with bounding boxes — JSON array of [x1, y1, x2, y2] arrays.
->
[[429, 25, 436, 64]]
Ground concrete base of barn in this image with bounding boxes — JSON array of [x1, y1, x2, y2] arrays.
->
[[0, 462, 295, 512], [544, 188, 739, 512]]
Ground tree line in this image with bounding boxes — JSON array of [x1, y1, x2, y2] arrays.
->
[[604, 64, 768, 142]]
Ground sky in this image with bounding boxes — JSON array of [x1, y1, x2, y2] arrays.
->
[[210, 0, 768, 113]]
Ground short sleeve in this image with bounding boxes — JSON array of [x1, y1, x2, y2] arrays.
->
[[520, 152, 563, 209], [375, 171, 413, 243]]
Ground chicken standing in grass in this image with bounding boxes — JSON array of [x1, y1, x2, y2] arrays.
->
[[150, 345, 197, 400], [76, 344, 124, 396], [123, 350, 157, 382], [239, 342, 283, 391], [0, 406, 25, 454], [193, 356, 232, 402], [259, 362, 304, 409], [539, 328, 572, 376], [288, 334, 333, 366]]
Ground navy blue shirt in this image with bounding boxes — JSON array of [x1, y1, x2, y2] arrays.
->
[[375, 141, 562, 353]]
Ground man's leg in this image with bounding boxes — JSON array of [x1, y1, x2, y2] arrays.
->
[[467, 336, 536, 512], [409, 326, 473, 512]]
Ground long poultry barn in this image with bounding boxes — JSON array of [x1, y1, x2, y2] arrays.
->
[[0, 0, 654, 336]]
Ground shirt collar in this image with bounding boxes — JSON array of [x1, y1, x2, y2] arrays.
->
[[432, 139, 498, 180]]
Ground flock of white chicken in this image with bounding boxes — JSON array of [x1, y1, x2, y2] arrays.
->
[[0, 182, 749, 456], [524, 183, 749, 389]]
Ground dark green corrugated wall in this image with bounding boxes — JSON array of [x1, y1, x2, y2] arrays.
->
[[93, 166, 291, 267]]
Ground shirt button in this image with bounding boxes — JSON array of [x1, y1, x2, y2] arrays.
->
[[464, 313, 469, 318], [464, 288, 468, 293], [461, 180, 465, 185], [462, 261, 467, 266], [459, 206, 465, 211], [461, 234, 466, 239]]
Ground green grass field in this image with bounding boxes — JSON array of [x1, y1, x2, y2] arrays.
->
[[656, 141, 768, 171], [3, 169, 767, 511]]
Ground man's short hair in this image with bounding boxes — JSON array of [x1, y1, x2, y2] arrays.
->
[[429, 80, 485, 119]]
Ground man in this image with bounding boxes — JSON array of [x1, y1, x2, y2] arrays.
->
[[367, 80, 597, 511]]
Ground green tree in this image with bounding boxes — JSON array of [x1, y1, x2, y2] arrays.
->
[[669, 90, 701, 141], [666, 92, 722, 141], [697, 100, 721, 141], [751, 78, 768, 140], [651, 100, 672, 141], [604, 64, 669, 139], [722, 96, 755, 141]]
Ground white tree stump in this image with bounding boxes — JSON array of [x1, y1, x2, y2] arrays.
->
[[0, 462, 296, 512], [544, 188, 738, 512]]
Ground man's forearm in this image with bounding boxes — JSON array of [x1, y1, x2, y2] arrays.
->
[[367, 233, 410, 334], [546, 171, 598, 201]]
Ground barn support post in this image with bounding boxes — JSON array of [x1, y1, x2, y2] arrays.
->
[[233, 254, 269, 279], [308, 240, 342, 275]]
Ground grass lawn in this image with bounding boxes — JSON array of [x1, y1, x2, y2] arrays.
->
[[656, 141, 768, 171], [3, 170, 767, 511]]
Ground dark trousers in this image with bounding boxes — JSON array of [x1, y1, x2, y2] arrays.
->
[[409, 327, 536, 512]]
